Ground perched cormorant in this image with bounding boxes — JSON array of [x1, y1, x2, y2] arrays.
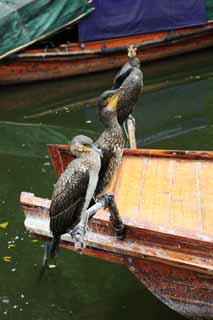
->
[[49, 135, 102, 257], [98, 46, 143, 125], [112, 45, 141, 90], [94, 90, 125, 197]]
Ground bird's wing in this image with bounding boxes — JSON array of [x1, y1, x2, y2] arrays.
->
[[94, 143, 114, 196], [50, 164, 90, 236], [112, 64, 133, 89]]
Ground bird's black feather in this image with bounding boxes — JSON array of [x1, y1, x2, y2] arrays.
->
[[50, 160, 90, 243], [112, 66, 133, 90], [95, 126, 124, 197]]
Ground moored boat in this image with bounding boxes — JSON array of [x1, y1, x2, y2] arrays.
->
[[20, 145, 213, 319], [1, 0, 213, 85]]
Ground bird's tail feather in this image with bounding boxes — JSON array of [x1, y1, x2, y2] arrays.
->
[[50, 235, 61, 258]]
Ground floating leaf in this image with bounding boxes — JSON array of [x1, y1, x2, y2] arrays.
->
[[31, 240, 38, 243], [0, 222, 8, 229], [2, 297, 10, 304], [8, 244, 16, 249], [48, 264, 56, 269], [3, 256, 12, 262]]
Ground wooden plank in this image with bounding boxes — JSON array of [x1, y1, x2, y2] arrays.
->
[[140, 158, 171, 227], [123, 148, 213, 161], [171, 161, 199, 231], [45, 146, 213, 243], [20, 192, 213, 252], [22, 199, 213, 273], [200, 161, 213, 235], [113, 156, 145, 221], [54, 145, 213, 161], [48, 145, 65, 177]]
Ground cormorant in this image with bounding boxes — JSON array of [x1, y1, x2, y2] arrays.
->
[[49, 135, 102, 257], [98, 46, 143, 125], [112, 45, 141, 90], [94, 90, 125, 197]]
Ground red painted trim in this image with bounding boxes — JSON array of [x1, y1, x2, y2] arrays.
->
[[1, 22, 213, 85]]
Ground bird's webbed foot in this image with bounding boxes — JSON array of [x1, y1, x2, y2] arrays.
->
[[42, 240, 57, 268], [70, 223, 85, 251], [98, 193, 126, 240]]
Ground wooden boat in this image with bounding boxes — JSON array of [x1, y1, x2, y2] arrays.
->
[[20, 145, 213, 319], [1, 0, 213, 85], [1, 22, 213, 85]]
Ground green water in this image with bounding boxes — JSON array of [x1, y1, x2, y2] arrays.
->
[[0, 49, 213, 320]]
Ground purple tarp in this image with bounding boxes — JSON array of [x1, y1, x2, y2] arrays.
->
[[79, 0, 208, 42]]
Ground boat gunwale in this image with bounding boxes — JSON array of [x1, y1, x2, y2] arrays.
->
[[48, 144, 213, 161], [13, 21, 213, 59], [21, 191, 213, 274], [21, 190, 213, 249], [1, 22, 213, 85]]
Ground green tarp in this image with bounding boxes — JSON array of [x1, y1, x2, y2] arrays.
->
[[0, 0, 93, 59], [206, 0, 213, 20]]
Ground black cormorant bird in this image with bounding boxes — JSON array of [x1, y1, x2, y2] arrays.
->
[[98, 46, 143, 125], [49, 135, 102, 257], [112, 45, 141, 90], [94, 90, 125, 197]]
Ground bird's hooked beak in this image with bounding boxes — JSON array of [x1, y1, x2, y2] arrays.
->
[[106, 88, 124, 110], [70, 144, 89, 153], [91, 144, 103, 157], [72, 145, 102, 157], [128, 45, 137, 58]]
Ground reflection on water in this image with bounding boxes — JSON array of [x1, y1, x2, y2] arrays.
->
[[0, 48, 213, 320], [0, 121, 98, 158], [136, 78, 213, 149]]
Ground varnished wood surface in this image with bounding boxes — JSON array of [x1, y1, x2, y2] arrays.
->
[[125, 257, 213, 319], [20, 191, 213, 273], [21, 193, 213, 319], [98, 155, 213, 244], [48, 146, 213, 245], [20, 144, 213, 320]]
